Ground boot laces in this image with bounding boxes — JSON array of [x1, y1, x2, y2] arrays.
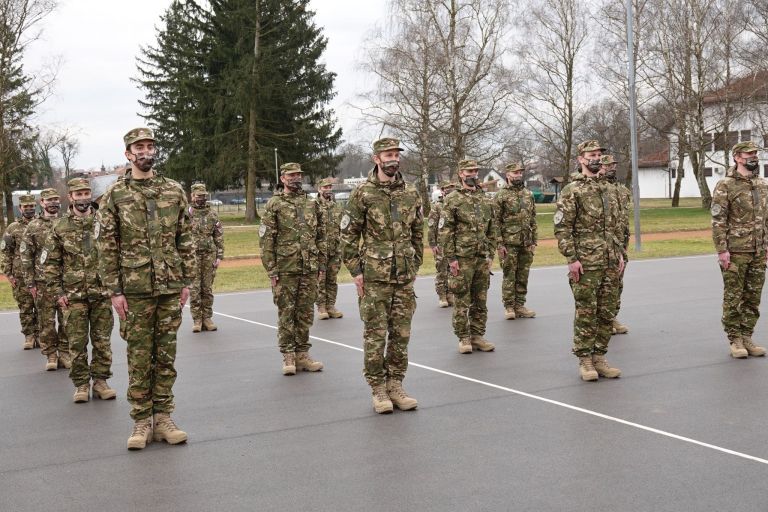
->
[[132, 420, 151, 437], [158, 415, 179, 431], [374, 387, 389, 401], [77, 384, 89, 393]]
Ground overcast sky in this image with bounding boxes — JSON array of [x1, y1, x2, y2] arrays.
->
[[24, 0, 386, 169]]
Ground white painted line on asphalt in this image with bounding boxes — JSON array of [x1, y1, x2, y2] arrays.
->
[[213, 309, 768, 467]]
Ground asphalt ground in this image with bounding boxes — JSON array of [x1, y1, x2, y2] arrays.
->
[[1, 255, 768, 511]]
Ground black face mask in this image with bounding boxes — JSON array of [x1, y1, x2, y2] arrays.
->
[[745, 158, 760, 175], [587, 159, 602, 173], [73, 199, 91, 213], [193, 197, 207, 208], [130, 152, 155, 172], [322, 191, 333, 200], [381, 160, 400, 177], [507, 177, 524, 187], [284, 180, 302, 192], [21, 208, 35, 219], [45, 202, 60, 215], [463, 176, 479, 188]]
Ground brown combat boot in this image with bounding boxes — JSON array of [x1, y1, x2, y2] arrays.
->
[[23, 334, 35, 350], [386, 380, 418, 410], [73, 384, 90, 403], [458, 337, 473, 354], [192, 319, 202, 333], [742, 337, 766, 357], [45, 353, 58, 371], [127, 418, 153, 450], [92, 379, 117, 400], [317, 306, 330, 320], [327, 306, 343, 318], [58, 352, 72, 369], [202, 318, 218, 331], [592, 354, 621, 378], [470, 335, 495, 352], [578, 356, 599, 381], [438, 295, 450, 308], [504, 307, 516, 320], [514, 305, 536, 318], [612, 319, 629, 334], [282, 353, 296, 375], [729, 338, 749, 359], [296, 352, 324, 372], [153, 413, 188, 445], [371, 384, 394, 414]]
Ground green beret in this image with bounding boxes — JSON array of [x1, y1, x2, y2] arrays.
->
[[40, 188, 60, 200], [373, 137, 404, 154], [123, 127, 155, 148], [732, 141, 760, 154], [67, 177, 91, 192], [577, 140, 606, 154], [280, 162, 302, 175], [458, 159, 480, 172]]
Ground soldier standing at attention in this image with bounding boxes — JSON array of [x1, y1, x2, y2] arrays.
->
[[315, 177, 344, 320], [97, 127, 193, 450], [495, 163, 537, 320], [341, 138, 423, 414], [711, 141, 768, 359], [43, 177, 116, 404], [428, 181, 456, 308], [599, 155, 630, 335], [260, 163, 326, 375], [22, 188, 70, 371], [554, 140, 624, 381], [188, 182, 224, 333], [440, 159, 496, 355], [2, 194, 39, 350]]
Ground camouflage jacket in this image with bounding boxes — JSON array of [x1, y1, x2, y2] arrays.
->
[[711, 167, 768, 253], [315, 194, 343, 257], [260, 189, 327, 277], [42, 210, 107, 301], [494, 184, 537, 248], [20, 215, 58, 286], [189, 205, 224, 258], [554, 173, 624, 270], [439, 187, 495, 261], [96, 171, 195, 297], [341, 168, 423, 284], [427, 199, 444, 248], [606, 180, 631, 258], [1, 216, 33, 279]]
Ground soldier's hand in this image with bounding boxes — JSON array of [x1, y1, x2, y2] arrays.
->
[[353, 274, 364, 298], [270, 276, 279, 288], [618, 254, 625, 275], [498, 246, 508, 259], [28, 286, 37, 300], [57, 295, 69, 309], [718, 251, 731, 270], [180, 287, 190, 308], [111, 294, 128, 321], [449, 260, 460, 276], [568, 260, 583, 282], [7, 276, 16, 288], [318, 270, 325, 282], [431, 246, 440, 256], [213, 259, 221, 268], [528, 244, 537, 255]]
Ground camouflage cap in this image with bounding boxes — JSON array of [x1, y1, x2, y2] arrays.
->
[[373, 137, 404, 154], [280, 162, 302, 175], [577, 140, 606, 154], [439, 180, 456, 190], [732, 141, 760, 154], [40, 188, 60, 200], [458, 159, 480, 172], [67, 177, 91, 192], [123, 127, 155, 147], [317, 177, 336, 188], [191, 183, 208, 195], [18, 194, 36, 206], [505, 162, 525, 173], [600, 155, 617, 165]]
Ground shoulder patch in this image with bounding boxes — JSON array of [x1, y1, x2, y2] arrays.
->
[[438, 216, 445, 229], [258, 224, 267, 237], [711, 204, 722, 216], [19, 241, 26, 253], [428, 218, 434, 227], [93, 222, 101, 240], [39, 249, 48, 264], [0, 240, 5, 250], [554, 210, 564, 225], [340, 214, 351, 230]]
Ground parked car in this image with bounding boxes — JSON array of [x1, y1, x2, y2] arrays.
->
[[230, 198, 246, 205], [208, 199, 223, 206]]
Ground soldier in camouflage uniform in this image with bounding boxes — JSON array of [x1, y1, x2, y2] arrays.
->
[[599, 154, 630, 335], [96, 127, 192, 450], [2, 194, 39, 350], [315, 177, 344, 320], [711, 141, 768, 359], [43, 178, 116, 404], [428, 181, 456, 308], [554, 140, 624, 381], [188, 182, 224, 333], [440, 159, 497, 355], [22, 188, 70, 371], [341, 137, 423, 414], [495, 163, 537, 320], [260, 163, 326, 375]]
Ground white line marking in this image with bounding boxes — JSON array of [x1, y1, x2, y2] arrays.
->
[[213, 309, 768, 466]]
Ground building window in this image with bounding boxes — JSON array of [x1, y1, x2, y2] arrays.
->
[[741, 130, 752, 143], [763, 134, 768, 148], [727, 131, 739, 148], [714, 132, 727, 151], [704, 167, 713, 177], [703, 133, 713, 152], [671, 168, 684, 179], [764, 164, 768, 178]]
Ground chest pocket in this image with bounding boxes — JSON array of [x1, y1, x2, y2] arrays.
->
[[732, 190, 755, 224]]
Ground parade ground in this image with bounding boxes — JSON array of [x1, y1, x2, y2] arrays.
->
[[2, 254, 768, 511]]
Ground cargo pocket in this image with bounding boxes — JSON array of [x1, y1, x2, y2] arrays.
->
[[120, 257, 152, 294]]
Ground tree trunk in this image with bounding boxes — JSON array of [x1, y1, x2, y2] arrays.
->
[[672, 152, 684, 207]]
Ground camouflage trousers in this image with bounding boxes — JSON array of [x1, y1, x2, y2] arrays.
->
[[569, 267, 621, 357], [359, 280, 416, 386], [720, 251, 766, 340], [190, 251, 217, 321], [448, 256, 490, 339], [501, 246, 534, 308], [64, 297, 114, 387], [120, 293, 182, 421], [11, 278, 37, 337], [35, 284, 68, 356], [317, 253, 341, 309], [613, 262, 627, 320], [433, 251, 450, 298], [273, 273, 317, 353]]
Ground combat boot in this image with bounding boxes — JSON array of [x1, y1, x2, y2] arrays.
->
[[446, 294, 455, 306], [514, 305, 536, 318], [386, 380, 418, 410], [296, 351, 323, 372], [58, 352, 72, 369], [153, 413, 188, 445], [45, 353, 58, 371], [127, 418, 153, 450], [612, 319, 629, 334], [470, 335, 495, 352], [504, 307, 516, 320], [23, 334, 35, 350], [317, 306, 330, 320], [327, 306, 344, 318], [92, 379, 117, 400], [458, 337, 473, 354], [592, 354, 621, 378], [438, 295, 449, 308], [742, 337, 766, 357], [202, 318, 218, 331], [282, 353, 296, 375], [371, 384, 394, 414], [578, 356, 598, 381], [729, 338, 748, 359], [73, 384, 90, 403], [192, 319, 202, 333]]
